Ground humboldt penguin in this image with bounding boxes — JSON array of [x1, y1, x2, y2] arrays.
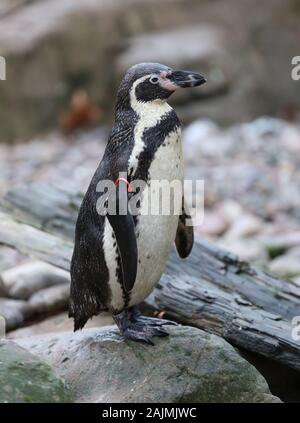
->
[[69, 63, 206, 344]]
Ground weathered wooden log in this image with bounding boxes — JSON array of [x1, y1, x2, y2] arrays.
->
[[0, 181, 300, 372]]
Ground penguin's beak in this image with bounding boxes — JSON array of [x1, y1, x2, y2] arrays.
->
[[169, 70, 206, 88]]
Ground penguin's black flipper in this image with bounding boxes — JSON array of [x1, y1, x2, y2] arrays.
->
[[175, 200, 194, 258], [106, 184, 138, 293]]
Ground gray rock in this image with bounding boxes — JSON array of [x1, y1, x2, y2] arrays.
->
[[217, 239, 267, 264], [263, 232, 300, 258], [268, 255, 300, 279], [0, 275, 6, 297], [28, 283, 70, 314], [0, 0, 28, 18], [292, 276, 300, 287], [225, 214, 263, 239], [0, 281, 70, 332], [117, 25, 231, 104], [184, 116, 300, 228], [0, 298, 33, 331], [0, 339, 73, 403], [17, 326, 280, 403], [218, 201, 244, 225], [0, 246, 27, 273], [0, 0, 129, 141], [1, 261, 70, 300], [1, 0, 226, 141], [2, 0, 300, 141], [183, 119, 222, 162], [196, 210, 228, 237], [8, 311, 114, 339], [288, 246, 300, 257]]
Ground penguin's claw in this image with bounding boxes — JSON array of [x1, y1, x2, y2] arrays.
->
[[136, 316, 178, 327], [123, 327, 155, 346], [113, 307, 173, 346], [129, 305, 178, 327], [121, 324, 169, 346]]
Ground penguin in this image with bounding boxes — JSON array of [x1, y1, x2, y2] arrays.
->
[[69, 63, 206, 344]]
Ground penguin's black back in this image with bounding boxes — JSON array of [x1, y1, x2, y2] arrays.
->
[[69, 115, 138, 330]]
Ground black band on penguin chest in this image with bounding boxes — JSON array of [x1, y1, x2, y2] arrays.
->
[[116, 110, 180, 308], [130, 110, 180, 182], [112, 109, 180, 309]]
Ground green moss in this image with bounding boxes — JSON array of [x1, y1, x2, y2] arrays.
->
[[0, 341, 74, 403], [267, 245, 287, 259]]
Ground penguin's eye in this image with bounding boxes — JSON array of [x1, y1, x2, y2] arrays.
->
[[149, 75, 159, 85]]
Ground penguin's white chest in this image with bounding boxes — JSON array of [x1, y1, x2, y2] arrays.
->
[[129, 127, 183, 307], [103, 92, 183, 312], [103, 127, 183, 312]]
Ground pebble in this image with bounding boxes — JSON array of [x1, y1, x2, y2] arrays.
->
[[263, 232, 300, 253], [218, 239, 267, 264], [196, 210, 228, 237], [225, 214, 263, 239], [218, 200, 244, 225], [268, 255, 300, 279], [183, 119, 220, 161], [292, 276, 300, 287]]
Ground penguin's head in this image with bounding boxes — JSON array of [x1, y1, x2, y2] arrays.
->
[[116, 63, 206, 113]]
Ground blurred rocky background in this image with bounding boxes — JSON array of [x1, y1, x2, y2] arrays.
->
[[0, 0, 300, 403], [0, 0, 300, 141]]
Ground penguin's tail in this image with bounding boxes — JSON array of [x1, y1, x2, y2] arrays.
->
[[69, 289, 106, 331], [73, 317, 88, 332], [68, 297, 89, 331], [69, 247, 108, 331]]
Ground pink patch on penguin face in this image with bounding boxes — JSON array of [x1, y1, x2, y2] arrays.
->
[[159, 70, 177, 92], [160, 70, 169, 78]]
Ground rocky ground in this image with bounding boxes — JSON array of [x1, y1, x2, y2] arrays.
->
[[0, 117, 299, 402], [0, 338, 73, 403], [1, 117, 300, 334], [184, 117, 300, 281], [1, 116, 300, 273], [16, 326, 280, 403], [2, 325, 282, 403]]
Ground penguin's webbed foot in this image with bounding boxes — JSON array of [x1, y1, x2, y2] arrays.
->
[[113, 306, 177, 346], [120, 324, 169, 346]]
